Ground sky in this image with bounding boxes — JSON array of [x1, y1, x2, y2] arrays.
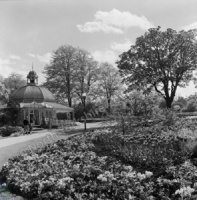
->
[[0, 0, 197, 97]]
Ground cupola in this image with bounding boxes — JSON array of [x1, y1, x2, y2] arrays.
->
[[10, 68, 56, 103], [27, 70, 38, 85]]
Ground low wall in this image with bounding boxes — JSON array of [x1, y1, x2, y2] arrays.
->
[[177, 112, 197, 117]]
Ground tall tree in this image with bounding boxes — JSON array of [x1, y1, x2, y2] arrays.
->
[[90, 62, 122, 113], [43, 45, 98, 107], [117, 27, 197, 108], [4, 73, 26, 93], [0, 81, 9, 104], [73, 49, 98, 104], [43, 45, 76, 107]]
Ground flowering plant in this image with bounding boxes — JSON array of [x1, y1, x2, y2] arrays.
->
[[1, 129, 197, 199]]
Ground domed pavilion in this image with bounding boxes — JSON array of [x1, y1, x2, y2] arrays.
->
[[10, 70, 74, 126]]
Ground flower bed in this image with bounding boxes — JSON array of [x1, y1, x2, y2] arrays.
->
[[91, 127, 192, 174], [1, 129, 197, 199]]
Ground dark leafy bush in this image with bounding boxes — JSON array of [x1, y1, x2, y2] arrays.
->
[[74, 102, 106, 121], [3, 101, 23, 126], [0, 126, 23, 137], [92, 127, 190, 175], [182, 100, 197, 112]]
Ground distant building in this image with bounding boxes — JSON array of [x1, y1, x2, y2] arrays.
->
[[10, 70, 74, 126]]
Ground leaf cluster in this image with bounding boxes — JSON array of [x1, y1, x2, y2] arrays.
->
[[117, 27, 197, 105]]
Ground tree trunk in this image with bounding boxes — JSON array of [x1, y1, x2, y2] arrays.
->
[[165, 97, 173, 108], [68, 96, 72, 107], [108, 98, 111, 114]]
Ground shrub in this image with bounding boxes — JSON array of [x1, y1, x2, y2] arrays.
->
[[3, 101, 23, 126], [159, 99, 167, 109], [0, 126, 23, 137], [74, 102, 105, 121], [182, 100, 197, 112], [91, 128, 190, 175]]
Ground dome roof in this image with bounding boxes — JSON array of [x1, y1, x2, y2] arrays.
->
[[10, 85, 56, 103]]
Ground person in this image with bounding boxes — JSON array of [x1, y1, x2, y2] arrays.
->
[[23, 116, 30, 135]]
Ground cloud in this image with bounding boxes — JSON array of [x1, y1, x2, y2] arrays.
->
[[92, 50, 118, 64], [77, 22, 124, 34], [37, 53, 52, 63], [92, 39, 132, 64], [182, 22, 197, 30], [0, 57, 29, 79], [111, 39, 132, 53], [77, 9, 154, 34], [27, 53, 36, 58], [0, 58, 12, 66], [0, 58, 13, 78], [27, 53, 52, 63], [9, 55, 22, 60]]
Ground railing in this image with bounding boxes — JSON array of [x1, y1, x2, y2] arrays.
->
[[45, 118, 77, 130], [176, 112, 197, 117]]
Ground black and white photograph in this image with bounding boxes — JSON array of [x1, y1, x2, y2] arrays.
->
[[0, 0, 197, 199]]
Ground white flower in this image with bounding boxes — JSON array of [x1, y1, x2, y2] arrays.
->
[[97, 174, 107, 182], [137, 173, 146, 181], [24, 156, 33, 161], [73, 164, 80, 170], [1, 183, 6, 187], [49, 177, 55, 182], [127, 172, 136, 179], [124, 166, 133, 171], [63, 177, 73, 183], [175, 186, 194, 197], [193, 182, 197, 189], [145, 171, 153, 178]]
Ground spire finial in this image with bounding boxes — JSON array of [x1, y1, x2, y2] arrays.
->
[[32, 63, 33, 71]]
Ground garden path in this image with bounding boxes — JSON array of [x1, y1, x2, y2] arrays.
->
[[0, 122, 114, 170]]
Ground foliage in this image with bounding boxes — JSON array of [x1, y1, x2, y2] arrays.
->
[[73, 102, 96, 121], [160, 99, 185, 111], [2, 129, 197, 199], [92, 128, 190, 172], [4, 73, 26, 92], [107, 94, 174, 136], [0, 126, 23, 137], [159, 99, 167, 109], [0, 81, 9, 104], [43, 45, 98, 107], [89, 62, 122, 114], [1, 133, 155, 200], [124, 91, 159, 117], [186, 93, 197, 102], [117, 27, 197, 108], [3, 100, 22, 126], [182, 100, 197, 112], [176, 96, 187, 107]]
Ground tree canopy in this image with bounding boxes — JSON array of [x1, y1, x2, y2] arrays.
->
[[89, 62, 122, 113], [43, 45, 98, 107], [0, 81, 9, 104], [117, 27, 197, 108], [4, 73, 26, 93]]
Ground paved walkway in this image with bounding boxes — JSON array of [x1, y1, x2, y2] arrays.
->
[[0, 122, 115, 170]]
